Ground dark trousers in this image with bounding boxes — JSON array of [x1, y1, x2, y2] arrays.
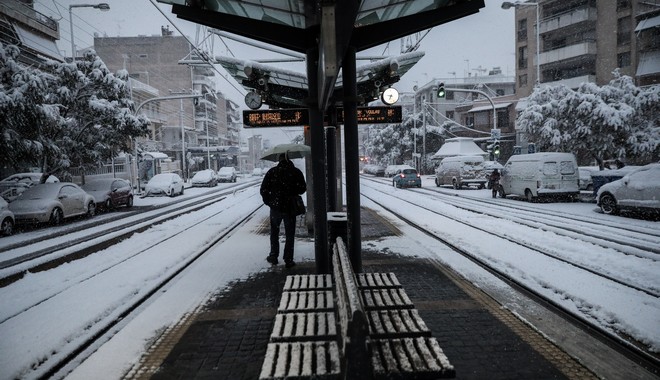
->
[[270, 208, 296, 263]]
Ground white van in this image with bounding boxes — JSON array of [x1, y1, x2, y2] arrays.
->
[[434, 155, 488, 189], [500, 152, 579, 202]]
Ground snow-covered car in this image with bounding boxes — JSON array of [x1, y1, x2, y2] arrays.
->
[[0, 173, 60, 202], [578, 166, 600, 191], [0, 197, 15, 236], [393, 168, 422, 188], [144, 173, 185, 197], [82, 178, 134, 211], [252, 168, 264, 176], [385, 164, 414, 177], [217, 167, 237, 183], [1, 172, 60, 184], [596, 163, 660, 216], [191, 169, 218, 187], [8, 183, 96, 225]]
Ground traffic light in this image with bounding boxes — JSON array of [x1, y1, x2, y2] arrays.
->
[[437, 82, 445, 98], [493, 142, 501, 156]]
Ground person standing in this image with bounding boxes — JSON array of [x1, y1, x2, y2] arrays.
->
[[489, 168, 501, 198], [260, 153, 307, 268]]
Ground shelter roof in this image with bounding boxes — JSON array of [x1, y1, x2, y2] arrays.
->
[[431, 137, 487, 159]]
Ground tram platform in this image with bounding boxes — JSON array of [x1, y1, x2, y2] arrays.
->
[[124, 208, 615, 380]]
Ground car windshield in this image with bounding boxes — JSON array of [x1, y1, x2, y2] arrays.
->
[[17, 184, 58, 200], [83, 181, 112, 191], [193, 171, 213, 180], [218, 168, 233, 174], [402, 169, 417, 175], [150, 175, 173, 184]]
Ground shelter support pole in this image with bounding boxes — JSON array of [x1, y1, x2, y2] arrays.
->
[[307, 47, 329, 274], [326, 126, 337, 212], [343, 46, 362, 272]]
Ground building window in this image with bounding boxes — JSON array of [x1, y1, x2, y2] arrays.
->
[[446, 91, 454, 100], [446, 111, 454, 120], [517, 19, 528, 41], [519, 74, 528, 87], [518, 46, 528, 69], [617, 0, 630, 10], [617, 17, 631, 46], [617, 51, 631, 68]]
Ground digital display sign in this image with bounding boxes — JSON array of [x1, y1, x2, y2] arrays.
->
[[243, 106, 402, 127], [338, 106, 402, 124], [243, 109, 309, 128]]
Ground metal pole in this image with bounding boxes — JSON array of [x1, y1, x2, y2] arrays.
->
[[205, 97, 210, 168], [422, 97, 426, 174], [413, 94, 417, 171], [69, 7, 75, 59], [180, 98, 186, 181], [343, 46, 362, 273]]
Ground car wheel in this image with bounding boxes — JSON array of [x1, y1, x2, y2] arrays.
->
[[87, 201, 96, 217], [1, 217, 14, 236], [50, 207, 64, 225], [126, 195, 133, 207], [105, 199, 112, 210], [180, 186, 184, 195], [435, 178, 440, 187], [525, 189, 535, 202], [599, 194, 618, 215], [169, 188, 175, 197]]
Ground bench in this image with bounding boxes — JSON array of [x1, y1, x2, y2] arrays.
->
[[260, 238, 455, 379]]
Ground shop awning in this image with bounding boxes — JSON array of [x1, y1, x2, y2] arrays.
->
[[467, 103, 511, 113]]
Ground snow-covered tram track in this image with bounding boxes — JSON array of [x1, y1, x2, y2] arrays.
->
[[415, 187, 660, 257], [0, 183, 258, 284], [360, 183, 660, 371], [0, 187, 262, 379], [361, 179, 659, 297]]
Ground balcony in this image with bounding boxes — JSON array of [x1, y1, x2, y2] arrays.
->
[[539, 40, 597, 66], [0, 1, 59, 38], [539, 7, 597, 35], [543, 75, 596, 89], [193, 75, 216, 91]]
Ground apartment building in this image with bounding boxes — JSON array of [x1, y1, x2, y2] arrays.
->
[[93, 29, 236, 172], [512, 0, 659, 99], [0, 0, 63, 66]]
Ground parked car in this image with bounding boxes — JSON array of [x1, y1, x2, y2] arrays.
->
[[0, 173, 60, 202], [252, 168, 264, 176], [8, 183, 96, 225], [500, 152, 580, 202], [217, 167, 237, 183], [434, 155, 488, 189], [191, 169, 218, 187], [392, 168, 422, 188], [144, 173, 184, 197], [1, 172, 60, 184], [82, 178, 134, 211], [596, 163, 660, 216], [590, 166, 641, 196], [0, 198, 15, 236], [363, 164, 386, 177], [578, 166, 600, 191]]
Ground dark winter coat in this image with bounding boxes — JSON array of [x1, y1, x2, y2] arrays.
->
[[260, 159, 306, 214]]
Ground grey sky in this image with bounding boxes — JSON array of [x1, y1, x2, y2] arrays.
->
[[37, 0, 514, 144]]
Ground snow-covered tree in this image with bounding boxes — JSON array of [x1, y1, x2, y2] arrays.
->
[[0, 44, 61, 182], [0, 44, 149, 182], [517, 72, 659, 166], [48, 50, 149, 183]]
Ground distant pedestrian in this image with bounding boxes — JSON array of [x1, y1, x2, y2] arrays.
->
[[260, 153, 306, 268], [489, 169, 501, 198]]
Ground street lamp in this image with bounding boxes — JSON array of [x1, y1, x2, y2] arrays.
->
[[69, 3, 110, 59], [502, 1, 540, 84]]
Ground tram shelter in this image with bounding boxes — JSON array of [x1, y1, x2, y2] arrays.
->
[[157, 0, 486, 274]]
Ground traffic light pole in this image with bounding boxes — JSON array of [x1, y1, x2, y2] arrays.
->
[[442, 87, 497, 131]]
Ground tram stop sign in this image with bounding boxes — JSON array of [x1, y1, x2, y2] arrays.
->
[[491, 128, 501, 140]]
